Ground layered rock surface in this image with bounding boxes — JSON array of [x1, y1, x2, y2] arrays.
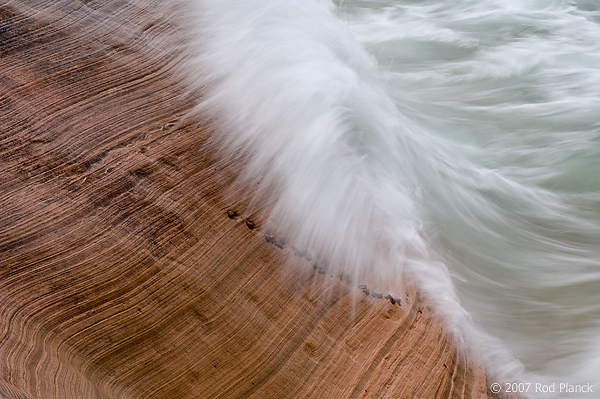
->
[[1, 1, 507, 398]]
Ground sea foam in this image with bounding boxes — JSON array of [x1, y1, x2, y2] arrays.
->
[[182, 0, 600, 395], [184, 0, 432, 292]]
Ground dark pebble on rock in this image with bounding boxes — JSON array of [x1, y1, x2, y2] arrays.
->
[[265, 233, 275, 243]]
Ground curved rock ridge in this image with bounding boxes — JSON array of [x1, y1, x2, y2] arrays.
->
[[0, 1, 513, 398]]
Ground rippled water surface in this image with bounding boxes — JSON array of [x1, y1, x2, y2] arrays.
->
[[334, 0, 600, 386]]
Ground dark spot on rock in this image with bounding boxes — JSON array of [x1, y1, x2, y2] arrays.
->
[[417, 309, 422, 314], [364, 289, 370, 295], [265, 233, 282, 247], [312, 263, 326, 274], [131, 165, 152, 177], [389, 297, 395, 305], [227, 210, 237, 219], [292, 246, 306, 257], [443, 364, 447, 368], [246, 220, 255, 229], [264, 233, 284, 248]]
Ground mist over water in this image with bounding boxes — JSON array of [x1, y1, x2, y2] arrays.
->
[[186, 0, 600, 395]]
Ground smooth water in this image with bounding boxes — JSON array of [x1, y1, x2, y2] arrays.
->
[[186, 0, 600, 396]]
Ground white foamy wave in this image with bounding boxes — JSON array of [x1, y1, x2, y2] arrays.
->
[[336, 0, 600, 395], [180, 0, 600, 394], [183, 0, 435, 293]]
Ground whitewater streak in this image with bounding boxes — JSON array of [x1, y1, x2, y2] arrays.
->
[[184, 0, 523, 385], [185, 0, 434, 294], [184, 0, 600, 395]]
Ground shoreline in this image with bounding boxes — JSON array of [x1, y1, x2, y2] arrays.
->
[[0, 1, 509, 398]]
